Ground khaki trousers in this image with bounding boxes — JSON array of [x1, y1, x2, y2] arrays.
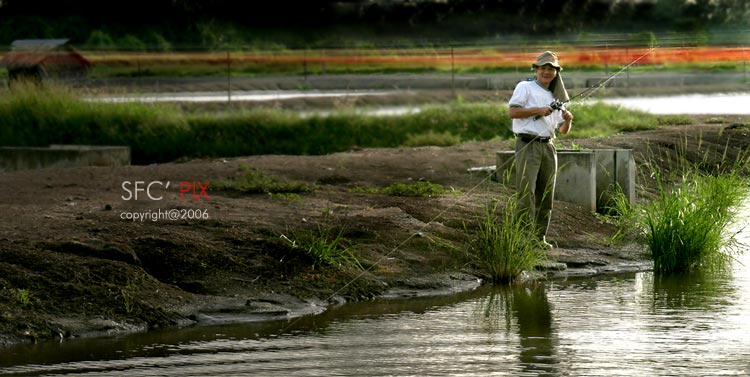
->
[[515, 138, 557, 239]]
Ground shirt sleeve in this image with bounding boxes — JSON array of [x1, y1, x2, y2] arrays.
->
[[508, 82, 528, 108]]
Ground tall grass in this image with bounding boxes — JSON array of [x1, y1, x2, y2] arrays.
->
[[467, 197, 547, 284], [0, 84, 678, 164], [0, 82, 190, 164], [608, 142, 749, 274], [642, 169, 746, 273]]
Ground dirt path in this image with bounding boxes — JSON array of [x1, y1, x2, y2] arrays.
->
[[2, 115, 750, 346]]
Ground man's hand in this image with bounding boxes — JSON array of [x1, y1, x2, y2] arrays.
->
[[537, 106, 554, 117], [562, 110, 573, 122]]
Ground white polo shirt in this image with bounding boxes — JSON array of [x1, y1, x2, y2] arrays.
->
[[509, 80, 565, 138]]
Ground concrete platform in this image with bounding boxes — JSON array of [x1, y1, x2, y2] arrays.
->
[[0, 145, 131, 172], [495, 149, 635, 212]]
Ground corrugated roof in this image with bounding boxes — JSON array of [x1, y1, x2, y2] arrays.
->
[[2, 39, 90, 72], [11, 39, 71, 50]]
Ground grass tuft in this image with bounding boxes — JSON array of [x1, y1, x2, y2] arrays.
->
[[607, 146, 749, 274], [212, 165, 314, 194], [282, 226, 363, 271], [352, 181, 459, 197], [466, 198, 547, 284]]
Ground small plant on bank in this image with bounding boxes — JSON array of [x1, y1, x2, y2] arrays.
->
[[351, 181, 460, 197], [1, 288, 33, 307], [282, 226, 363, 271], [466, 197, 547, 284], [212, 164, 314, 194], [270, 192, 304, 205]]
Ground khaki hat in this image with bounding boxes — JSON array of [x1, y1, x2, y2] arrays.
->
[[532, 51, 562, 71]]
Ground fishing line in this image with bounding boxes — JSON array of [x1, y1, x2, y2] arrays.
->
[[566, 47, 657, 106], [277, 136, 522, 333], [276, 49, 656, 332]]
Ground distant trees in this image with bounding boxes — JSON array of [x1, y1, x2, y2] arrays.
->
[[0, 0, 749, 48]]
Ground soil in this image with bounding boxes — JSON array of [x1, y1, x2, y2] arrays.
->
[[2, 87, 750, 347]]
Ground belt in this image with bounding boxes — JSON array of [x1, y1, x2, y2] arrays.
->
[[517, 133, 552, 143]]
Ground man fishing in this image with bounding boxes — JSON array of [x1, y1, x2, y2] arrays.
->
[[508, 50, 573, 250]]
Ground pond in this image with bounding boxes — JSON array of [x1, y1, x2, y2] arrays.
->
[[1, 243, 748, 376], [602, 92, 750, 115], [95, 90, 750, 116]]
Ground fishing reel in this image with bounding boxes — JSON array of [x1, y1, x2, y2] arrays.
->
[[534, 100, 565, 120], [549, 100, 564, 111]]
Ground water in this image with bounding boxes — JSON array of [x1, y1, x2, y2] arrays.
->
[[1, 247, 748, 376], [94, 90, 750, 115], [602, 92, 750, 115], [93, 89, 396, 103]]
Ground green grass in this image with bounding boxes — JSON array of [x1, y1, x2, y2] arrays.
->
[[566, 102, 692, 138], [212, 165, 314, 194], [0, 83, 677, 164], [607, 146, 749, 274], [1, 288, 33, 307], [467, 198, 547, 284], [645, 171, 745, 273], [282, 226, 363, 271], [352, 181, 459, 197]]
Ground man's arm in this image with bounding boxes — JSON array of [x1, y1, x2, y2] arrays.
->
[[558, 110, 573, 134], [508, 105, 553, 119]]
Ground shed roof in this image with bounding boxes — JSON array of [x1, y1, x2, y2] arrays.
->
[[2, 39, 90, 72], [11, 39, 71, 50]]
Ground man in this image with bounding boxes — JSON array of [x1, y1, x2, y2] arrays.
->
[[508, 51, 573, 249]]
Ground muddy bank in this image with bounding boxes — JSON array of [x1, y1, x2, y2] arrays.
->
[[2, 115, 750, 348]]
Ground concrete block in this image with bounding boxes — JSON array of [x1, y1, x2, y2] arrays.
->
[[495, 148, 635, 212], [594, 149, 635, 212], [0, 145, 130, 172], [555, 150, 597, 212]]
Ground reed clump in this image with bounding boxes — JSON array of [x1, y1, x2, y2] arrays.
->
[[608, 143, 749, 274], [467, 197, 547, 284]]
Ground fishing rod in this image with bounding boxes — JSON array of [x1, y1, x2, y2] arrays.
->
[[280, 48, 659, 334], [573, 46, 656, 102], [550, 46, 657, 113], [532, 47, 655, 121]]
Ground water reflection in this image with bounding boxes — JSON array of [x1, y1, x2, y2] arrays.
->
[[650, 270, 736, 311], [0, 259, 748, 376]]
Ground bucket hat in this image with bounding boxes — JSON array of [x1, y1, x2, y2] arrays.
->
[[532, 51, 562, 71]]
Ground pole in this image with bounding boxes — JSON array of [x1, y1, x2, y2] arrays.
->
[[451, 46, 455, 96], [227, 50, 231, 104]]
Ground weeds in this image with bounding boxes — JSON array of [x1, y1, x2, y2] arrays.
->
[[606, 142, 749, 274], [1, 288, 33, 307], [466, 197, 547, 284], [282, 226, 363, 271], [643, 170, 746, 273], [212, 165, 314, 194], [352, 181, 460, 197]]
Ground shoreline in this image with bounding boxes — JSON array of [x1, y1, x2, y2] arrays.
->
[[1, 85, 749, 349]]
